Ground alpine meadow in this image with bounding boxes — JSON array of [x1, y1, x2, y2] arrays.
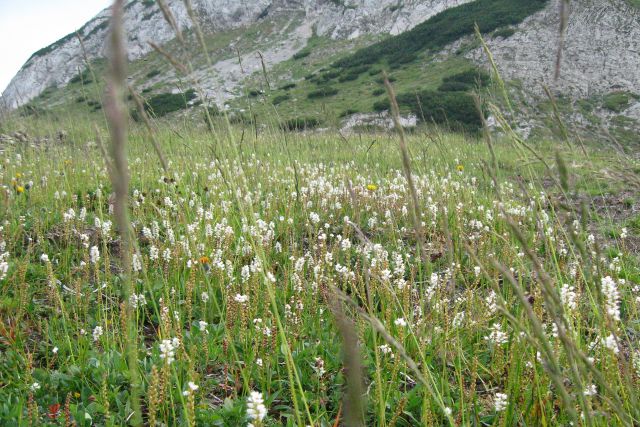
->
[[0, 0, 639, 426]]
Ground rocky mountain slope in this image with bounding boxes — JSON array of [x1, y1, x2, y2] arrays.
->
[[2, 0, 639, 141], [1, 0, 472, 109]]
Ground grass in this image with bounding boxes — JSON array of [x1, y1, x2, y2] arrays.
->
[[0, 109, 639, 425]]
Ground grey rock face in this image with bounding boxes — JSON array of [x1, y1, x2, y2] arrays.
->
[[465, 0, 640, 108]]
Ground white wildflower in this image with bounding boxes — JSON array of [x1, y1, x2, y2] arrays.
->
[[494, 392, 508, 412], [485, 323, 508, 346], [92, 326, 103, 342], [247, 391, 268, 423], [394, 318, 407, 327], [583, 384, 597, 396], [601, 276, 620, 322], [90, 246, 100, 264]]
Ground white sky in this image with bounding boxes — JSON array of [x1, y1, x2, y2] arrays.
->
[[0, 0, 113, 94]]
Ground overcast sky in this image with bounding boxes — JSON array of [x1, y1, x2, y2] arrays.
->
[[0, 0, 113, 93]]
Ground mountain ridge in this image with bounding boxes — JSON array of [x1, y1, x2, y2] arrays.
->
[[1, 0, 473, 109]]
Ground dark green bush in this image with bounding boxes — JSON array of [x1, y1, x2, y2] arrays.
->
[[203, 105, 221, 129], [281, 117, 322, 131], [372, 89, 482, 131], [307, 87, 339, 99], [373, 99, 390, 113], [227, 113, 249, 125], [443, 69, 491, 87], [315, 71, 341, 84], [293, 50, 311, 60], [493, 27, 516, 39], [280, 83, 297, 90], [339, 109, 359, 118], [19, 105, 45, 117], [144, 89, 197, 117], [410, 90, 482, 131], [146, 69, 161, 78], [603, 92, 632, 112], [70, 69, 93, 85], [205, 105, 221, 117], [375, 76, 397, 84], [438, 81, 472, 92], [272, 94, 291, 105], [372, 88, 386, 96], [338, 73, 360, 82]]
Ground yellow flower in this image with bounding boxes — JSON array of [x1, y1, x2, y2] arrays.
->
[[198, 256, 211, 265], [74, 392, 81, 399], [456, 164, 464, 172], [366, 184, 378, 192], [15, 173, 22, 179], [16, 186, 25, 194]]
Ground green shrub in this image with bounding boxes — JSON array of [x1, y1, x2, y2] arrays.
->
[[307, 87, 339, 99], [413, 90, 482, 131], [19, 104, 45, 117], [69, 69, 93, 85], [203, 105, 221, 129], [372, 89, 482, 131], [603, 92, 632, 112], [373, 99, 389, 113], [293, 50, 311, 60], [280, 83, 297, 91], [372, 88, 386, 96], [281, 117, 322, 131], [146, 69, 161, 79], [227, 112, 249, 125], [205, 105, 221, 117], [315, 71, 341, 84], [438, 81, 472, 92], [338, 73, 360, 82], [493, 27, 516, 39], [443, 69, 491, 87], [339, 109, 359, 118], [375, 76, 397, 84], [272, 94, 291, 105], [144, 89, 197, 117]]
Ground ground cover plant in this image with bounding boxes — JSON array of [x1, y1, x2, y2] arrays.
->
[[0, 1, 639, 426], [0, 107, 639, 425]]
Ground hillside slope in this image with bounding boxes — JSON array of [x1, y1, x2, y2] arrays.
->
[[0, 0, 472, 109], [2, 0, 639, 141]]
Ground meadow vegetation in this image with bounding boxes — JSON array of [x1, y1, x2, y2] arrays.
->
[[0, 0, 639, 426], [0, 104, 639, 425]]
